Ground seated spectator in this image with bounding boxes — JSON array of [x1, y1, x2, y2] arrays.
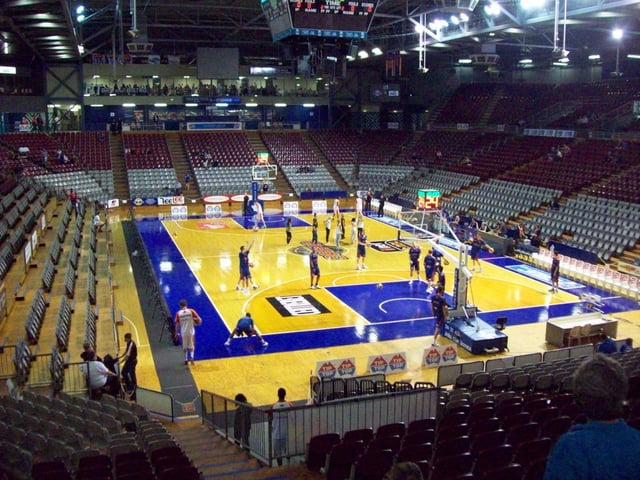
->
[[596, 332, 617, 354], [386, 462, 424, 480], [80, 341, 102, 362], [82, 351, 120, 399], [620, 338, 633, 353], [544, 354, 640, 480], [93, 212, 105, 232]]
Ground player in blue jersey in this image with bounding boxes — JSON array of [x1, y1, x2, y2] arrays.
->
[[236, 241, 258, 294], [356, 229, 368, 270], [467, 232, 493, 272], [430, 286, 449, 346], [408, 242, 421, 285], [309, 246, 320, 289], [225, 312, 268, 347], [424, 249, 437, 287], [436, 264, 446, 290]]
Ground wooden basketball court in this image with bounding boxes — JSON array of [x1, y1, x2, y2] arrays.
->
[[117, 200, 640, 407]]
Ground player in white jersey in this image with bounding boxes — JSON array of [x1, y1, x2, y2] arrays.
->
[[174, 299, 202, 365]]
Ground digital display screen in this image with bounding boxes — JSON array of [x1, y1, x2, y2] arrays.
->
[[290, 0, 376, 32], [262, 0, 378, 41], [417, 189, 441, 210]]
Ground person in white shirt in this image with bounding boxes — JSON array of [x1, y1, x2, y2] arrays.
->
[[93, 213, 105, 232], [174, 299, 202, 365], [82, 352, 118, 398]]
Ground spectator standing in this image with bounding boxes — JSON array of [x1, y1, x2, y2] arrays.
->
[[174, 299, 202, 366], [378, 193, 386, 217], [184, 173, 191, 191], [234, 393, 252, 450], [544, 354, 640, 480], [271, 387, 293, 466], [550, 251, 560, 293], [119, 333, 137, 399], [365, 189, 373, 214]]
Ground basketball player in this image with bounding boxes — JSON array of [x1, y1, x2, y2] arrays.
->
[[174, 299, 202, 365], [355, 195, 363, 216], [236, 241, 258, 293], [430, 286, 449, 346], [424, 249, 437, 287], [309, 246, 320, 289], [467, 232, 493, 272], [225, 312, 268, 347], [356, 228, 368, 270], [408, 242, 421, 285], [333, 198, 340, 218], [253, 201, 267, 229]]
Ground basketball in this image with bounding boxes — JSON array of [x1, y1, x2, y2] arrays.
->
[[377, 283, 383, 289], [253, 225, 259, 231], [173, 231, 177, 236], [249, 262, 254, 268], [194, 317, 202, 326]]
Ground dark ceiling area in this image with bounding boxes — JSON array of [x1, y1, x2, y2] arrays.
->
[[1, 0, 640, 71]]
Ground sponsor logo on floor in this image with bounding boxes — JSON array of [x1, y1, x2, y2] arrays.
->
[[267, 294, 331, 316]]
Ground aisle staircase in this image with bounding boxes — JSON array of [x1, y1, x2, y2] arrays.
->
[[169, 419, 323, 480], [166, 132, 199, 201], [109, 134, 129, 200]]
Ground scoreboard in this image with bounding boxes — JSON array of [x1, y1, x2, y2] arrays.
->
[[261, 0, 378, 41], [417, 189, 441, 210]]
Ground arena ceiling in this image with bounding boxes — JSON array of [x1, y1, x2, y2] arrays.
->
[[1, 0, 639, 70]]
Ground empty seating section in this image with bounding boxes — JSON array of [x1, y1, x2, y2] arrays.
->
[[55, 297, 72, 352], [501, 139, 640, 195], [394, 169, 480, 207], [357, 164, 414, 191], [530, 194, 640, 261], [448, 135, 560, 181], [262, 132, 338, 194], [25, 290, 47, 345], [37, 169, 108, 204], [310, 130, 361, 165], [124, 133, 176, 198], [586, 162, 640, 204], [436, 83, 502, 124], [488, 84, 555, 125], [398, 131, 482, 169], [544, 79, 640, 128], [182, 131, 256, 167], [445, 179, 561, 227], [196, 166, 254, 195], [0, 392, 158, 480], [182, 132, 257, 195]]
